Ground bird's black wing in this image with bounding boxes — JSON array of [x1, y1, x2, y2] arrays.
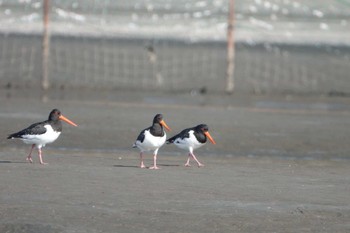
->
[[166, 128, 191, 144], [135, 127, 151, 143], [7, 121, 48, 139]]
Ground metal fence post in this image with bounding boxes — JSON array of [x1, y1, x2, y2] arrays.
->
[[42, 0, 50, 90], [226, 0, 235, 94]]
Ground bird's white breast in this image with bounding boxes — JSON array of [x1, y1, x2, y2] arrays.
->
[[135, 130, 166, 151], [21, 125, 61, 148], [174, 130, 205, 151]]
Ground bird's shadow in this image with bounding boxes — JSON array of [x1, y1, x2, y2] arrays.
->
[[0, 160, 27, 164], [113, 165, 139, 168], [113, 164, 180, 168], [158, 164, 180, 167]]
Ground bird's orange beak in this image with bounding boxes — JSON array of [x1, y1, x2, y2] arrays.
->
[[59, 115, 78, 127], [160, 119, 171, 131], [204, 131, 216, 145]]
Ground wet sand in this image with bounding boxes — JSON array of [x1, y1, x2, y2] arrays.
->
[[0, 93, 350, 232]]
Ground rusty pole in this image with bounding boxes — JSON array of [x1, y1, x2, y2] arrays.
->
[[42, 0, 50, 90], [226, 0, 235, 94]]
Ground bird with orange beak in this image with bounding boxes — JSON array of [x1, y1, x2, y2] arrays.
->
[[166, 124, 216, 167], [132, 114, 171, 169], [7, 109, 77, 164]]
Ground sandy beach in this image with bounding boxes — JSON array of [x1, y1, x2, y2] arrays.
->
[[0, 92, 350, 233]]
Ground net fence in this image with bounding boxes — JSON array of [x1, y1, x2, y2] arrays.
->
[[0, 0, 349, 94]]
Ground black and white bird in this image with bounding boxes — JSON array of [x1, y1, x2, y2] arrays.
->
[[166, 124, 216, 167], [7, 109, 77, 164], [132, 114, 171, 169]]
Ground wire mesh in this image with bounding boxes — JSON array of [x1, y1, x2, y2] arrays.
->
[[0, 0, 349, 94]]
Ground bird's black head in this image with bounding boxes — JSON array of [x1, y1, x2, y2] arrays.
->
[[47, 109, 78, 126], [153, 114, 164, 124], [48, 109, 62, 121], [196, 124, 209, 133], [196, 124, 216, 144], [152, 114, 171, 131]]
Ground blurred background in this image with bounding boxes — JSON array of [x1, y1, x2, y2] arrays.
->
[[0, 0, 349, 95]]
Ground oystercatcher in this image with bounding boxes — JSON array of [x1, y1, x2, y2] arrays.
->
[[132, 114, 171, 169], [7, 109, 77, 164], [166, 124, 216, 167]]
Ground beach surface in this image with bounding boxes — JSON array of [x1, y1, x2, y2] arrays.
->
[[0, 92, 350, 233]]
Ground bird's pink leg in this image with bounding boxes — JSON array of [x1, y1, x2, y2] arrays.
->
[[139, 152, 146, 168], [191, 153, 204, 167], [38, 148, 48, 165], [149, 149, 160, 170], [26, 144, 34, 163], [184, 153, 191, 167]]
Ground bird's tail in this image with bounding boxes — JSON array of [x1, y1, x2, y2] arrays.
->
[[7, 134, 16, 139], [7, 130, 24, 139], [132, 143, 137, 148], [166, 137, 175, 144]]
